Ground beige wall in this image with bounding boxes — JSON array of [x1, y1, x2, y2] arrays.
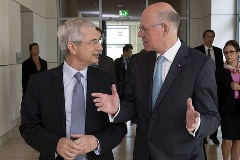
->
[[190, 0, 236, 49], [0, 0, 57, 146]]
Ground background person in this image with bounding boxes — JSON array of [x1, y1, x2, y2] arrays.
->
[[216, 40, 240, 160], [195, 30, 223, 71], [114, 44, 133, 100], [22, 43, 47, 98]]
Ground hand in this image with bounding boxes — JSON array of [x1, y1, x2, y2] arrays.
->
[[56, 137, 79, 160], [231, 82, 240, 91], [186, 98, 200, 132], [70, 134, 98, 154], [92, 84, 120, 115]]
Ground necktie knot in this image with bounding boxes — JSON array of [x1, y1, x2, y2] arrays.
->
[[74, 72, 82, 83], [157, 55, 165, 64]]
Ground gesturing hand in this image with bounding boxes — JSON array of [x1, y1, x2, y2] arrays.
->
[[91, 84, 120, 115], [186, 98, 200, 132]]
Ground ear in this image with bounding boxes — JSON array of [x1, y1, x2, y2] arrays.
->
[[67, 42, 77, 55], [162, 23, 170, 35]]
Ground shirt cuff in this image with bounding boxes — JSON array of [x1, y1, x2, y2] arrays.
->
[[108, 103, 120, 122], [94, 138, 101, 155], [186, 117, 201, 137]]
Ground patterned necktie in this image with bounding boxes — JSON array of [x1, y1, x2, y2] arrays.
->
[[152, 55, 165, 108], [71, 72, 85, 160], [207, 49, 211, 57]]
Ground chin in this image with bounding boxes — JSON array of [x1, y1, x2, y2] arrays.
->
[[94, 59, 99, 64]]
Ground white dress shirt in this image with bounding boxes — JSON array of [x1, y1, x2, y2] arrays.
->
[[204, 45, 215, 61]]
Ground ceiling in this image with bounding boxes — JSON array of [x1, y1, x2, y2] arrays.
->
[[75, 0, 164, 21]]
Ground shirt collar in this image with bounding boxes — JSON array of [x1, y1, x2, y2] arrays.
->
[[204, 44, 212, 51], [63, 61, 88, 79], [158, 38, 181, 62]]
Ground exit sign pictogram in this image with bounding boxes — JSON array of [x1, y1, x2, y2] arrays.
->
[[119, 10, 129, 17]]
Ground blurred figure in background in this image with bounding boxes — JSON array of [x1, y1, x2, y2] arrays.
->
[[115, 44, 133, 100], [216, 40, 240, 160], [22, 43, 47, 98]]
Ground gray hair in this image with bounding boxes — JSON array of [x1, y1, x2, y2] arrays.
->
[[57, 18, 96, 57], [156, 10, 180, 31]]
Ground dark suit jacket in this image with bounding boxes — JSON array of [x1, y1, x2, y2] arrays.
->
[[22, 56, 47, 96], [216, 66, 240, 115], [115, 42, 220, 160], [98, 54, 115, 75], [194, 44, 223, 70], [114, 56, 127, 99], [19, 64, 127, 160]]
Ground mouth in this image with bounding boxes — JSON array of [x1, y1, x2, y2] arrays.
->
[[92, 53, 100, 57]]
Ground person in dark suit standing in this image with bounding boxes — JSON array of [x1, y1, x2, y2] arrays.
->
[[19, 18, 127, 160], [216, 40, 240, 160], [98, 54, 115, 74], [114, 44, 133, 100], [195, 29, 223, 145], [195, 30, 223, 71], [22, 43, 47, 98], [92, 2, 220, 160]]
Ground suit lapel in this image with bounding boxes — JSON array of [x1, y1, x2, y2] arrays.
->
[[51, 64, 66, 135], [153, 43, 188, 109]]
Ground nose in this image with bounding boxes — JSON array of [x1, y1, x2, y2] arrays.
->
[[138, 30, 144, 37], [97, 43, 103, 51]]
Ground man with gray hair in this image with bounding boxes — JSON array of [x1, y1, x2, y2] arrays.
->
[[20, 17, 126, 160]]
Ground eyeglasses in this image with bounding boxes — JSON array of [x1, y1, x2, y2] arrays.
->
[[223, 50, 237, 55], [72, 38, 103, 45], [139, 23, 164, 33]]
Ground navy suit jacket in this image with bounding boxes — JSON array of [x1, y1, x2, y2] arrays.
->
[[115, 42, 220, 160], [114, 56, 127, 99], [194, 44, 223, 70], [20, 64, 127, 160]]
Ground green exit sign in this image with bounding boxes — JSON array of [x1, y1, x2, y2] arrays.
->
[[119, 10, 129, 17]]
